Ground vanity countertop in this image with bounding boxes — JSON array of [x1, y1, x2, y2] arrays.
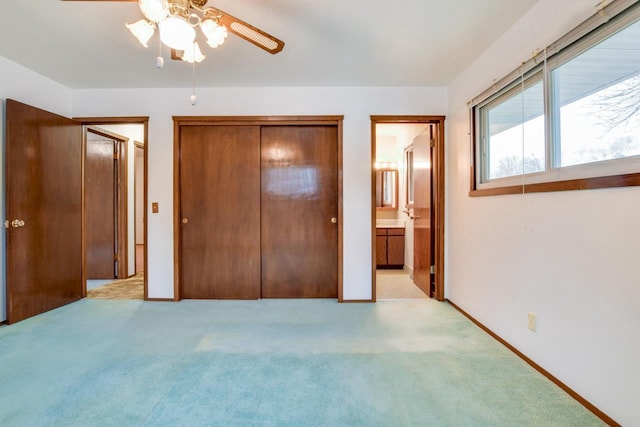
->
[[375, 220, 405, 229]]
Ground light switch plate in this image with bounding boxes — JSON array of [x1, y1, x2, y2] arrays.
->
[[528, 313, 537, 331]]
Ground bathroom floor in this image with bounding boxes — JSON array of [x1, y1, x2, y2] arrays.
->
[[376, 269, 428, 300]]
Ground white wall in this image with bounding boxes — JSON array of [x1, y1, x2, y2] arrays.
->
[[446, 0, 639, 425], [72, 86, 447, 300], [0, 57, 73, 322]]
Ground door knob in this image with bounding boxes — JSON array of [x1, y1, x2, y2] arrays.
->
[[11, 219, 25, 228], [182, 217, 189, 224], [330, 217, 337, 224]]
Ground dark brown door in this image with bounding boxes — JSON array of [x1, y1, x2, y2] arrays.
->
[[180, 125, 261, 299], [261, 126, 338, 298], [387, 230, 405, 266], [376, 229, 387, 267], [5, 99, 83, 323], [413, 126, 433, 297], [85, 139, 117, 279]]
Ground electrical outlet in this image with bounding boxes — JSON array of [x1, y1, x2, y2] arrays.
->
[[528, 313, 537, 331]]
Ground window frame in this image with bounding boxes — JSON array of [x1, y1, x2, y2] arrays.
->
[[470, 0, 640, 196]]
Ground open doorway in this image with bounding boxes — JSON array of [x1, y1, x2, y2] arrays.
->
[[79, 118, 148, 300], [84, 127, 128, 282], [371, 116, 445, 301]]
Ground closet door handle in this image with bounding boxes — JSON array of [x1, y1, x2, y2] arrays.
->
[[182, 217, 189, 224], [330, 217, 337, 224]]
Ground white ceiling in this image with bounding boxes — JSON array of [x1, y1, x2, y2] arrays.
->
[[0, 0, 538, 89]]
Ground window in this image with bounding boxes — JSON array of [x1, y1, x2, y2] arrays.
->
[[552, 25, 640, 168], [472, 1, 640, 194], [481, 76, 545, 181]]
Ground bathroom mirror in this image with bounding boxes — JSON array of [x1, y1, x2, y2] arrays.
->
[[375, 169, 398, 210], [404, 145, 414, 208]]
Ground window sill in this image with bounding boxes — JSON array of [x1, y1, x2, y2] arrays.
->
[[470, 172, 640, 197]]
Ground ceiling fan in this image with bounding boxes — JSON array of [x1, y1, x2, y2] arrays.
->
[[61, 0, 285, 63]]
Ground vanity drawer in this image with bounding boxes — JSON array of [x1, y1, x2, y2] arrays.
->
[[387, 228, 404, 236], [376, 227, 405, 236]]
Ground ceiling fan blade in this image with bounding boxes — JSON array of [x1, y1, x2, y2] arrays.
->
[[60, 1, 284, 54], [171, 49, 184, 61], [213, 8, 285, 54]]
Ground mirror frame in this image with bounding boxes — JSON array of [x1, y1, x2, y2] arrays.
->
[[375, 168, 399, 210], [404, 144, 414, 209]]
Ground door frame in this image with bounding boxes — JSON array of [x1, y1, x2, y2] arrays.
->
[[85, 126, 128, 280], [370, 116, 446, 301], [134, 141, 145, 275], [75, 117, 149, 299], [172, 115, 344, 301]]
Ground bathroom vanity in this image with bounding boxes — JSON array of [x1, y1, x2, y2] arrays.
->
[[376, 224, 405, 269]]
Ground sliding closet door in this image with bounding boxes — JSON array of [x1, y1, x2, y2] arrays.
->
[[261, 126, 339, 298], [179, 126, 261, 299]]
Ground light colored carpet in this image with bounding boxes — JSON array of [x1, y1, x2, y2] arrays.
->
[[377, 269, 428, 299], [87, 273, 144, 300], [0, 299, 604, 426]]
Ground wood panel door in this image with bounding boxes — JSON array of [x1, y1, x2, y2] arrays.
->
[[85, 139, 117, 279], [179, 126, 261, 299], [5, 99, 83, 324], [413, 126, 433, 297], [261, 126, 338, 298], [387, 232, 405, 266], [376, 230, 387, 267]]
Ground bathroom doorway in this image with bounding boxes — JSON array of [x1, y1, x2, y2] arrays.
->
[[371, 116, 445, 301]]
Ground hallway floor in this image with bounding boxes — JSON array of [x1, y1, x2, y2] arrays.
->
[[87, 272, 144, 300], [376, 269, 428, 300]]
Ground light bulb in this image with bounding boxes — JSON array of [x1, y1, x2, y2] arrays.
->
[[139, 0, 169, 23], [181, 42, 206, 64], [190, 94, 197, 106], [200, 19, 228, 48], [126, 20, 156, 48], [159, 15, 196, 50], [155, 56, 164, 68]]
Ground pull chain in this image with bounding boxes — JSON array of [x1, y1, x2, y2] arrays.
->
[[190, 46, 197, 106], [520, 64, 526, 197], [155, 32, 164, 69]]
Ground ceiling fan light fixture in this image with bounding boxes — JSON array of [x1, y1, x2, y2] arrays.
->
[[200, 18, 228, 48], [139, 0, 169, 23], [126, 19, 156, 48], [181, 42, 206, 64], [159, 15, 196, 50]]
